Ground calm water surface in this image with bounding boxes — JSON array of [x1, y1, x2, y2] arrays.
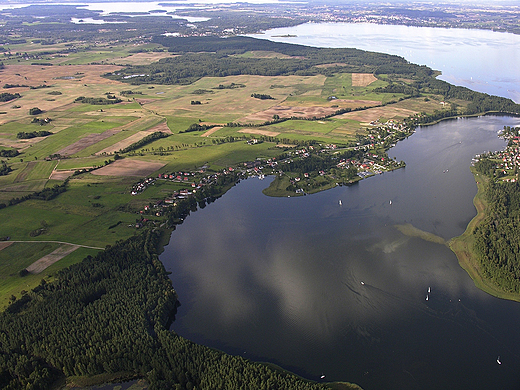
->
[[252, 23, 520, 103], [161, 116, 520, 390]]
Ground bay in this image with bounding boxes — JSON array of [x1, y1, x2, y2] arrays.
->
[[161, 116, 520, 390]]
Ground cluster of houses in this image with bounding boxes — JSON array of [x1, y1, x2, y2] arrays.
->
[[367, 119, 411, 147], [131, 177, 155, 195], [482, 128, 520, 182]]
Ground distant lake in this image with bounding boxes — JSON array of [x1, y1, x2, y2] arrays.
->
[[251, 23, 520, 103], [162, 22, 520, 390]]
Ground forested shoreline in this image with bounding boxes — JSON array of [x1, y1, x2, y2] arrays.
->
[[0, 227, 335, 390], [470, 159, 520, 294]]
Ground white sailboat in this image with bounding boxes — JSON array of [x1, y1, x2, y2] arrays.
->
[[497, 356, 502, 365], [339, 200, 342, 206]]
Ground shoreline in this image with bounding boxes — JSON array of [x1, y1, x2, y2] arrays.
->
[[449, 169, 520, 302]]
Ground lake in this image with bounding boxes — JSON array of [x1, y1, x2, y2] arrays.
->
[[252, 23, 520, 103], [160, 22, 520, 390], [161, 115, 520, 390]]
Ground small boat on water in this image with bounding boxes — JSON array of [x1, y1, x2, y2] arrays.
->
[[428, 287, 431, 293], [389, 200, 392, 205], [497, 356, 502, 365], [339, 200, 342, 206], [426, 294, 429, 301], [360, 281, 365, 285]]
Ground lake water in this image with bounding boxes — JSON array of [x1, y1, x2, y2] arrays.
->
[[160, 22, 520, 390], [162, 115, 520, 390], [252, 23, 520, 103]]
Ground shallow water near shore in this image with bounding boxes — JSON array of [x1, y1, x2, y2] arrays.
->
[[161, 115, 520, 390]]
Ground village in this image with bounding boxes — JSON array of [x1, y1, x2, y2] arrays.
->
[[130, 117, 415, 215], [475, 126, 520, 182]]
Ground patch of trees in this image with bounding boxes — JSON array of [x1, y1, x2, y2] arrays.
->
[[473, 179, 520, 293], [180, 123, 215, 133], [0, 160, 12, 176], [74, 96, 122, 105], [120, 131, 169, 153], [29, 84, 51, 89], [31, 117, 52, 126], [0, 92, 21, 102], [3, 84, 29, 89], [0, 226, 328, 390], [251, 93, 274, 100], [28, 107, 43, 115], [7, 181, 68, 207], [16, 130, 52, 139], [120, 90, 143, 96], [0, 149, 19, 158], [192, 89, 213, 95], [214, 83, 245, 89]]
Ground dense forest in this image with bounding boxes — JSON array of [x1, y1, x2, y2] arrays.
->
[[107, 36, 421, 85], [472, 169, 520, 293], [0, 228, 330, 390]]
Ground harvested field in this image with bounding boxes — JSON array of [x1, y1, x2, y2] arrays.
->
[[0, 242, 13, 251], [339, 106, 417, 123], [0, 136, 45, 150], [57, 129, 120, 156], [240, 100, 380, 123], [96, 121, 171, 155], [146, 121, 172, 134], [238, 129, 280, 137], [0, 64, 126, 125], [135, 99, 158, 105], [201, 127, 222, 137], [26, 244, 79, 274], [1, 64, 122, 87], [113, 52, 173, 65], [91, 159, 165, 177], [49, 170, 75, 180], [351, 73, 378, 87], [14, 161, 36, 183], [96, 129, 156, 155]]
